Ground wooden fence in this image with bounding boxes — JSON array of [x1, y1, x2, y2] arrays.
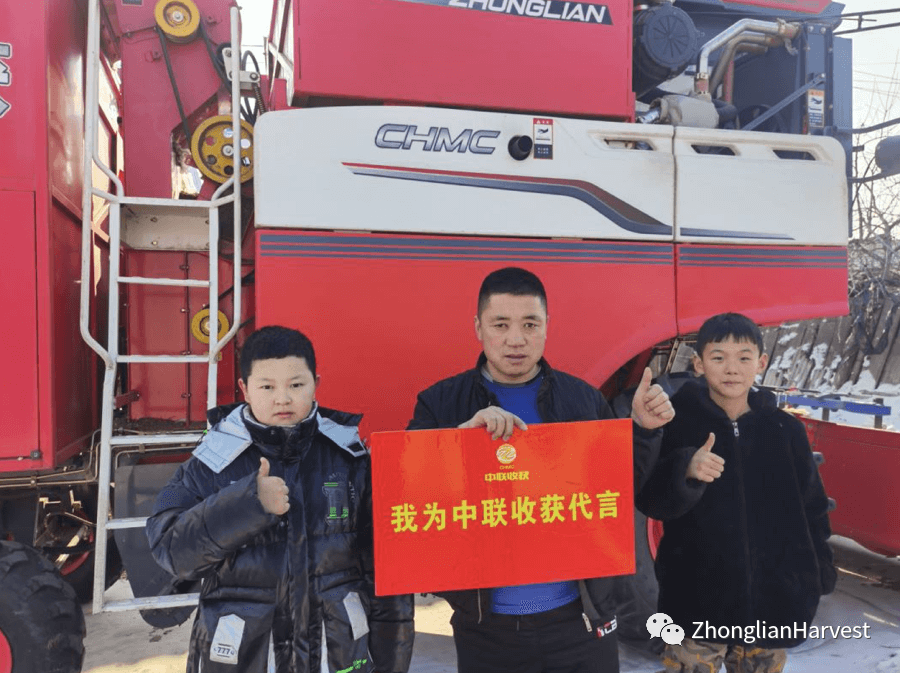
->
[[759, 310, 900, 392], [664, 309, 900, 394]]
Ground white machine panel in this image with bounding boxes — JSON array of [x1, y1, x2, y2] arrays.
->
[[254, 107, 676, 241], [673, 127, 848, 245], [254, 107, 848, 247]]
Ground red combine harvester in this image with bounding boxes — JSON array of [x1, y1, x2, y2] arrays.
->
[[0, 0, 897, 670]]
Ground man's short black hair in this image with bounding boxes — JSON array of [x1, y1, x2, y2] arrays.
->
[[477, 267, 548, 316], [239, 326, 316, 381], [695, 312, 764, 357]]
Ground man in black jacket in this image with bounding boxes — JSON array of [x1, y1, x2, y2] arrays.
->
[[407, 267, 674, 673], [147, 326, 414, 673]]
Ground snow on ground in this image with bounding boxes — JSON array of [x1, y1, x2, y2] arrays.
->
[[759, 344, 900, 430], [621, 542, 900, 672], [779, 331, 800, 345], [787, 558, 900, 672], [816, 373, 900, 431]]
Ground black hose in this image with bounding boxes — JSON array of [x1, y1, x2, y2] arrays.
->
[[713, 99, 739, 125]]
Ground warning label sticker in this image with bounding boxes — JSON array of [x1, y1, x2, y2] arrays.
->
[[807, 89, 825, 128], [533, 118, 554, 159]]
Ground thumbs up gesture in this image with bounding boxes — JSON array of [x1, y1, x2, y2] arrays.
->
[[630, 367, 675, 430], [686, 433, 724, 483], [257, 457, 290, 515]]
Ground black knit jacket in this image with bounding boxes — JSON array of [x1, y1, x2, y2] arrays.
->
[[636, 379, 836, 647]]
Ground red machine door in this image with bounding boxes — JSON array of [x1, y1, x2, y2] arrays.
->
[[0, 191, 39, 461]]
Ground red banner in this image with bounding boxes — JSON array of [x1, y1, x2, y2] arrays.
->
[[370, 420, 635, 596]]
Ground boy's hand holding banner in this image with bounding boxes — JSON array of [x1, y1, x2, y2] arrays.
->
[[370, 419, 635, 595]]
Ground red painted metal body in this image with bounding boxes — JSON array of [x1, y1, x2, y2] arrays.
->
[[800, 417, 900, 557], [0, 629, 10, 672], [272, 0, 635, 120], [256, 231, 675, 438], [675, 245, 849, 335], [113, 0, 233, 198], [0, 0, 108, 470], [109, 0, 246, 422], [0, 191, 39, 463], [124, 251, 242, 423], [255, 231, 847, 440], [0, 0, 852, 471], [0, 0, 239, 472]]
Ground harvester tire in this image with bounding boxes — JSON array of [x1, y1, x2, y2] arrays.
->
[[612, 509, 664, 654], [61, 535, 123, 604], [0, 540, 85, 673]]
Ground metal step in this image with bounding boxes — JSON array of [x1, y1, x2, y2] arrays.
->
[[118, 354, 209, 364], [121, 202, 218, 251], [109, 433, 203, 446], [105, 516, 148, 530], [119, 276, 211, 288], [118, 196, 229, 209], [101, 593, 200, 613]]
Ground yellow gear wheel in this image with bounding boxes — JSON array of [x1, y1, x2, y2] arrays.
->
[[154, 0, 201, 43], [190, 309, 230, 344], [190, 115, 255, 184]]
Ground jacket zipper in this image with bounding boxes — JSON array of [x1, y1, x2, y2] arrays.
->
[[732, 421, 740, 438], [477, 588, 483, 624]]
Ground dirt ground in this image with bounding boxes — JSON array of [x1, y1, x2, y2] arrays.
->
[[83, 536, 900, 673]]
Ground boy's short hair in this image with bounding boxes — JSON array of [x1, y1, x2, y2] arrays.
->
[[695, 312, 764, 356], [239, 326, 316, 381], [477, 267, 548, 316]]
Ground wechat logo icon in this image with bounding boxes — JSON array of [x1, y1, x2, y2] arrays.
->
[[646, 612, 685, 646]]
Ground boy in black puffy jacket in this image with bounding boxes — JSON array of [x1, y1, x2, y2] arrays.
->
[[147, 325, 414, 673], [637, 313, 835, 673]]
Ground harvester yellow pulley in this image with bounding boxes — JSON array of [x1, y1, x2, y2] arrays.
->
[[154, 0, 201, 43], [190, 115, 254, 184], [190, 309, 230, 344]]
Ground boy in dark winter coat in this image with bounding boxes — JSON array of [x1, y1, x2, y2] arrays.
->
[[146, 326, 414, 673], [637, 313, 836, 673]]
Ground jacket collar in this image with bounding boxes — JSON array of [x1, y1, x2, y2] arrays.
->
[[472, 352, 555, 384], [193, 403, 366, 473], [675, 377, 777, 422], [241, 402, 320, 457], [471, 353, 557, 420]]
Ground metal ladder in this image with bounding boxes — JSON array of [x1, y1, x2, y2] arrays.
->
[[80, 0, 244, 615]]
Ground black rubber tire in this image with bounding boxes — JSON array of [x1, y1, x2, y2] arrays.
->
[[59, 532, 123, 604], [612, 509, 664, 654], [0, 540, 85, 673]]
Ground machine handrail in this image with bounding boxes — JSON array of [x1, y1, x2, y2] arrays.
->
[[81, 0, 245, 614]]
